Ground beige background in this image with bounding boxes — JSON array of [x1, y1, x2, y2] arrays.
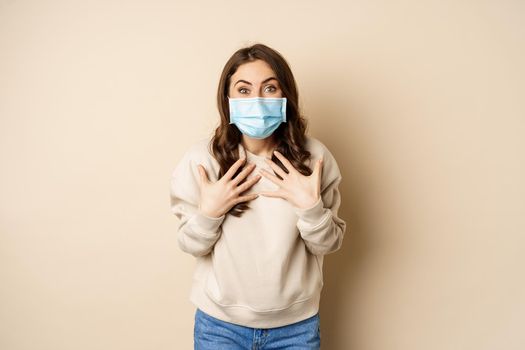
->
[[1, 0, 524, 349]]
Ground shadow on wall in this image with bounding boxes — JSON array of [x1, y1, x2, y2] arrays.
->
[[311, 77, 378, 349]]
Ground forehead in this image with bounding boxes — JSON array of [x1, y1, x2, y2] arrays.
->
[[231, 59, 276, 82]]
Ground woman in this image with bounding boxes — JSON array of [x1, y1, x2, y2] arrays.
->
[[170, 43, 347, 349]]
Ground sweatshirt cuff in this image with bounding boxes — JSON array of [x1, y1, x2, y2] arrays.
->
[[193, 211, 226, 233], [293, 197, 326, 225]]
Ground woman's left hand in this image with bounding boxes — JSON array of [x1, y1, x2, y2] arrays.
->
[[258, 150, 323, 209]]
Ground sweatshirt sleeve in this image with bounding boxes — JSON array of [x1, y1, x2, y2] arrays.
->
[[169, 147, 226, 258], [293, 148, 347, 256]]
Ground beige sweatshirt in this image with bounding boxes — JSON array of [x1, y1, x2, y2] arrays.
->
[[169, 135, 347, 328]]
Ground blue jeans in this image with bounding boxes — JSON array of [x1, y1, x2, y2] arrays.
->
[[194, 308, 321, 349]]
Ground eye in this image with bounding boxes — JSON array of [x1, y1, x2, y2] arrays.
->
[[264, 85, 277, 93], [238, 87, 249, 94]]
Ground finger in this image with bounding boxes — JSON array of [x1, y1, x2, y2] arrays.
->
[[258, 168, 282, 185], [316, 158, 324, 178], [259, 190, 286, 199], [233, 193, 259, 205], [230, 162, 256, 186], [315, 159, 323, 192], [234, 174, 262, 194], [273, 150, 295, 173], [198, 164, 209, 184], [264, 158, 288, 178], [222, 157, 247, 181]]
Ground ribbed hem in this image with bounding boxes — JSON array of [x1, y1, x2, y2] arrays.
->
[[192, 211, 225, 232], [189, 275, 321, 329], [293, 197, 326, 225]]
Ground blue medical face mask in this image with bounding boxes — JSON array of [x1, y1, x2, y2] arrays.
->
[[228, 97, 287, 139]]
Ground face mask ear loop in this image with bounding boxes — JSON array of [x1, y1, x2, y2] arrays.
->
[[282, 98, 287, 122], [227, 97, 232, 124]]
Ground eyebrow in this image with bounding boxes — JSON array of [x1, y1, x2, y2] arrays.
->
[[234, 77, 278, 86]]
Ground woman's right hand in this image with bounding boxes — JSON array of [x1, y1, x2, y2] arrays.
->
[[197, 157, 261, 218]]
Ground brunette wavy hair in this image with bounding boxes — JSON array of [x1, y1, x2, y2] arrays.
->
[[210, 43, 313, 217]]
